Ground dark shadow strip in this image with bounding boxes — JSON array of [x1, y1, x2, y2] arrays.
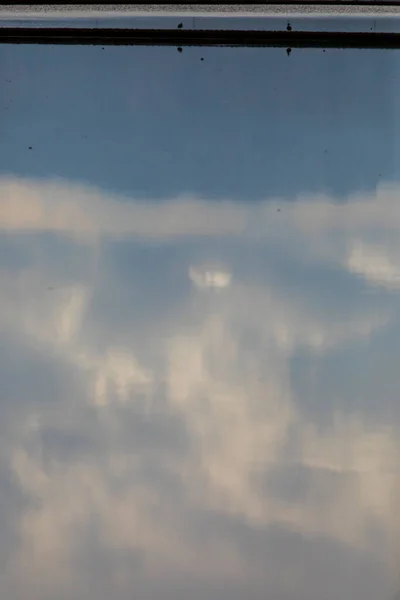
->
[[5, 0, 400, 5], [2, 27, 400, 47]]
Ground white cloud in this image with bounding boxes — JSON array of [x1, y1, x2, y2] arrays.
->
[[1, 175, 400, 599], [189, 264, 232, 289], [0, 176, 248, 241], [347, 240, 400, 289]]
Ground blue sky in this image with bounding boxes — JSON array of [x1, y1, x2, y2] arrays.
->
[[1, 42, 400, 600], [0, 43, 397, 200]]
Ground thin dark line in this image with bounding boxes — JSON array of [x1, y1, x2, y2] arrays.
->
[[1, 27, 400, 47], [259, 1, 400, 3], [4, 1, 400, 4]]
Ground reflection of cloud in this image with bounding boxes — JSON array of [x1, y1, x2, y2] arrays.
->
[[166, 309, 400, 553], [2, 176, 400, 246], [77, 348, 154, 407], [189, 265, 232, 289], [1, 176, 400, 599], [0, 176, 247, 240], [347, 241, 400, 289]]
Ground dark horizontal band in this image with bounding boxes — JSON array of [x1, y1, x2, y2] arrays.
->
[[1, 27, 400, 47], [2, 0, 400, 4]]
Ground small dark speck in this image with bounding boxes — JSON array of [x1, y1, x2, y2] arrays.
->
[[277, 208, 281, 212], [28, 146, 32, 150], [178, 22, 183, 28], [323, 49, 326, 52], [102, 47, 104, 50], [47, 286, 54, 291], [286, 48, 292, 56], [287, 23, 292, 31], [177, 47, 182, 53], [324, 149, 328, 153], [201, 57, 204, 61]]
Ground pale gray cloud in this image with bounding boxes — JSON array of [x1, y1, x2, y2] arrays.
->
[[0, 176, 399, 600]]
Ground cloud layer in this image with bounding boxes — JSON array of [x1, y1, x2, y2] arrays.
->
[[0, 175, 399, 600]]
